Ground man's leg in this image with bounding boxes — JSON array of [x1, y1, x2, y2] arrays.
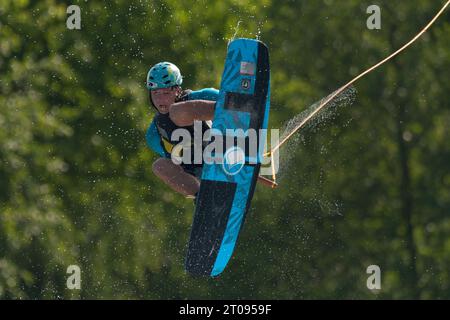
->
[[169, 100, 215, 126], [152, 158, 200, 197]]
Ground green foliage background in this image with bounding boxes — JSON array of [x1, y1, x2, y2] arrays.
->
[[0, 0, 449, 299]]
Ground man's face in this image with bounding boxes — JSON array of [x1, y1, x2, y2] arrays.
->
[[150, 87, 180, 114]]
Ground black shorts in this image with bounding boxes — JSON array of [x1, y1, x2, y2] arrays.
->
[[180, 163, 203, 179]]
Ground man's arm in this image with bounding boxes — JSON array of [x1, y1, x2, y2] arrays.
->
[[169, 100, 216, 127], [145, 120, 168, 157]]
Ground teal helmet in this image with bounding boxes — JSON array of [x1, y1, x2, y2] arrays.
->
[[146, 62, 183, 90]]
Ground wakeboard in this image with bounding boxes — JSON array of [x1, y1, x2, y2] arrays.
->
[[185, 38, 271, 277]]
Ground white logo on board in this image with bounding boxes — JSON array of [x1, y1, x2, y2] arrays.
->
[[222, 146, 245, 175]]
